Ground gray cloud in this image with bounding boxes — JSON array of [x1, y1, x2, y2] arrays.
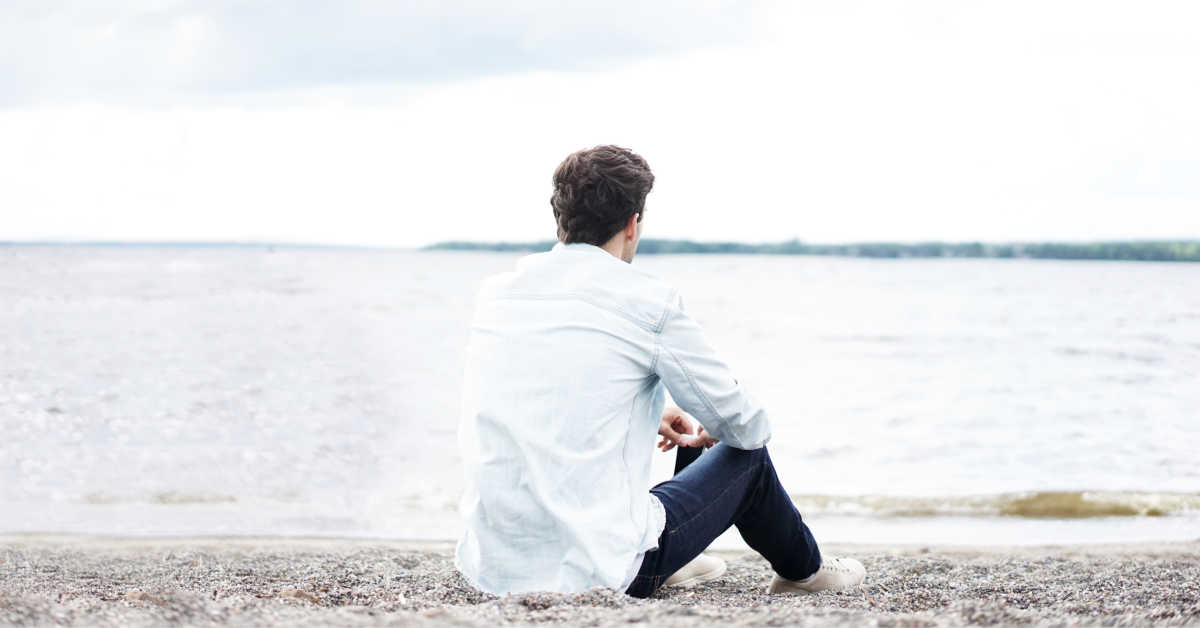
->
[[0, 0, 757, 106]]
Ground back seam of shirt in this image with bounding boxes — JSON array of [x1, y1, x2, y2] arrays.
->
[[620, 392, 641, 534], [491, 291, 661, 333]]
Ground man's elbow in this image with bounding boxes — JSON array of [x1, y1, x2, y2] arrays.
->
[[722, 434, 771, 450], [718, 407, 772, 450], [711, 420, 771, 450]]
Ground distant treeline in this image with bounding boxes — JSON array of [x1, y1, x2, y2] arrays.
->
[[425, 239, 1200, 261]]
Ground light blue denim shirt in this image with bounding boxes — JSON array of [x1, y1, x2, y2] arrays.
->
[[455, 241, 772, 595]]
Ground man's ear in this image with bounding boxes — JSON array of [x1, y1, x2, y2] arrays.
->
[[625, 213, 640, 240]]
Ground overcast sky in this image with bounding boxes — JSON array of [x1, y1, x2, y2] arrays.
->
[[2, 1, 1198, 246]]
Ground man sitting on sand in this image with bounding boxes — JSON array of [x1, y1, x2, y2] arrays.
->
[[454, 145, 866, 598]]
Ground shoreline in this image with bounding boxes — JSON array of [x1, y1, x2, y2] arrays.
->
[[3, 531, 1199, 553], [3, 535, 1198, 626]]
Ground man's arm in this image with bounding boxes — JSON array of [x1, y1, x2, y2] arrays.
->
[[652, 294, 771, 449]]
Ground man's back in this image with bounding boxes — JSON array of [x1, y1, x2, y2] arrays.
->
[[455, 242, 676, 594], [453, 145, 863, 600]]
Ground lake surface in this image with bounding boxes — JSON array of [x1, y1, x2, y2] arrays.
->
[[2, 246, 1198, 545]]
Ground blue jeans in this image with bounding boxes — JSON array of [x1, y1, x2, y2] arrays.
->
[[624, 443, 822, 598]]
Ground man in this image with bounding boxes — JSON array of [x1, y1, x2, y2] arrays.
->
[[455, 145, 866, 598]]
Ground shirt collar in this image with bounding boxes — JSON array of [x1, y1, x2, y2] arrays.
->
[[552, 241, 614, 259]]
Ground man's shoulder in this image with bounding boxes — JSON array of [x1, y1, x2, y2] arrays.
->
[[480, 246, 680, 332]]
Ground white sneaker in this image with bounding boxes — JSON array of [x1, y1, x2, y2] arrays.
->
[[767, 556, 866, 594], [663, 553, 727, 588]]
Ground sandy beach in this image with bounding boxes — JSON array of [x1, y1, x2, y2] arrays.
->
[[1, 534, 1197, 626]]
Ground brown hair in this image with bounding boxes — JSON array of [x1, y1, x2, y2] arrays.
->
[[550, 145, 654, 246]]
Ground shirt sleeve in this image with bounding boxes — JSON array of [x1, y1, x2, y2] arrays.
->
[[652, 293, 772, 449]]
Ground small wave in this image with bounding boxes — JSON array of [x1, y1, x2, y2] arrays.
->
[[789, 491, 1200, 519], [82, 491, 237, 505], [1054, 346, 1164, 365]]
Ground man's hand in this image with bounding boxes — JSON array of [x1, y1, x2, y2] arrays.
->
[[657, 406, 719, 451]]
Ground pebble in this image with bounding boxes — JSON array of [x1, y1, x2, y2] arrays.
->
[[0, 539, 1197, 626], [278, 589, 322, 604]]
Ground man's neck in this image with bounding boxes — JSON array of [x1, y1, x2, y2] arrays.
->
[[600, 237, 632, 263]]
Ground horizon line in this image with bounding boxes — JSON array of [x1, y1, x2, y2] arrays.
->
[[4, 237, 1200, 249]]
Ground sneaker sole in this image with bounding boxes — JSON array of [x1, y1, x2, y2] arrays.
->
[[767, 573, 867, 594], [663, 561, 727, 588], [767, 577, 817, 594]]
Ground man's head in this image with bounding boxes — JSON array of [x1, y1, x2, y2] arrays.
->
[[550, 145, 654, 263]]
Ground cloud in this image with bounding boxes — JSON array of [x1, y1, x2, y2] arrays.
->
[[0, 0, 757, 106], [1, 1, 1198, 245]]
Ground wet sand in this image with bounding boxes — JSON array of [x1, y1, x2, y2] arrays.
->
[[2, 534, 1198, 626]]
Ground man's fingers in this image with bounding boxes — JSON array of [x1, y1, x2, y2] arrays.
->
[[660, 418, 711, 451], [695, 427, 718, 449], [660, 426, 685, 445]]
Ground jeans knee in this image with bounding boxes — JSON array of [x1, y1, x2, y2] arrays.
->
[[716, 443, 769, 474], [741, 446, 776, 487]]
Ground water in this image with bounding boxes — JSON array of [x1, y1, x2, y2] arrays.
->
[[2, 246, 1198, 545]]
